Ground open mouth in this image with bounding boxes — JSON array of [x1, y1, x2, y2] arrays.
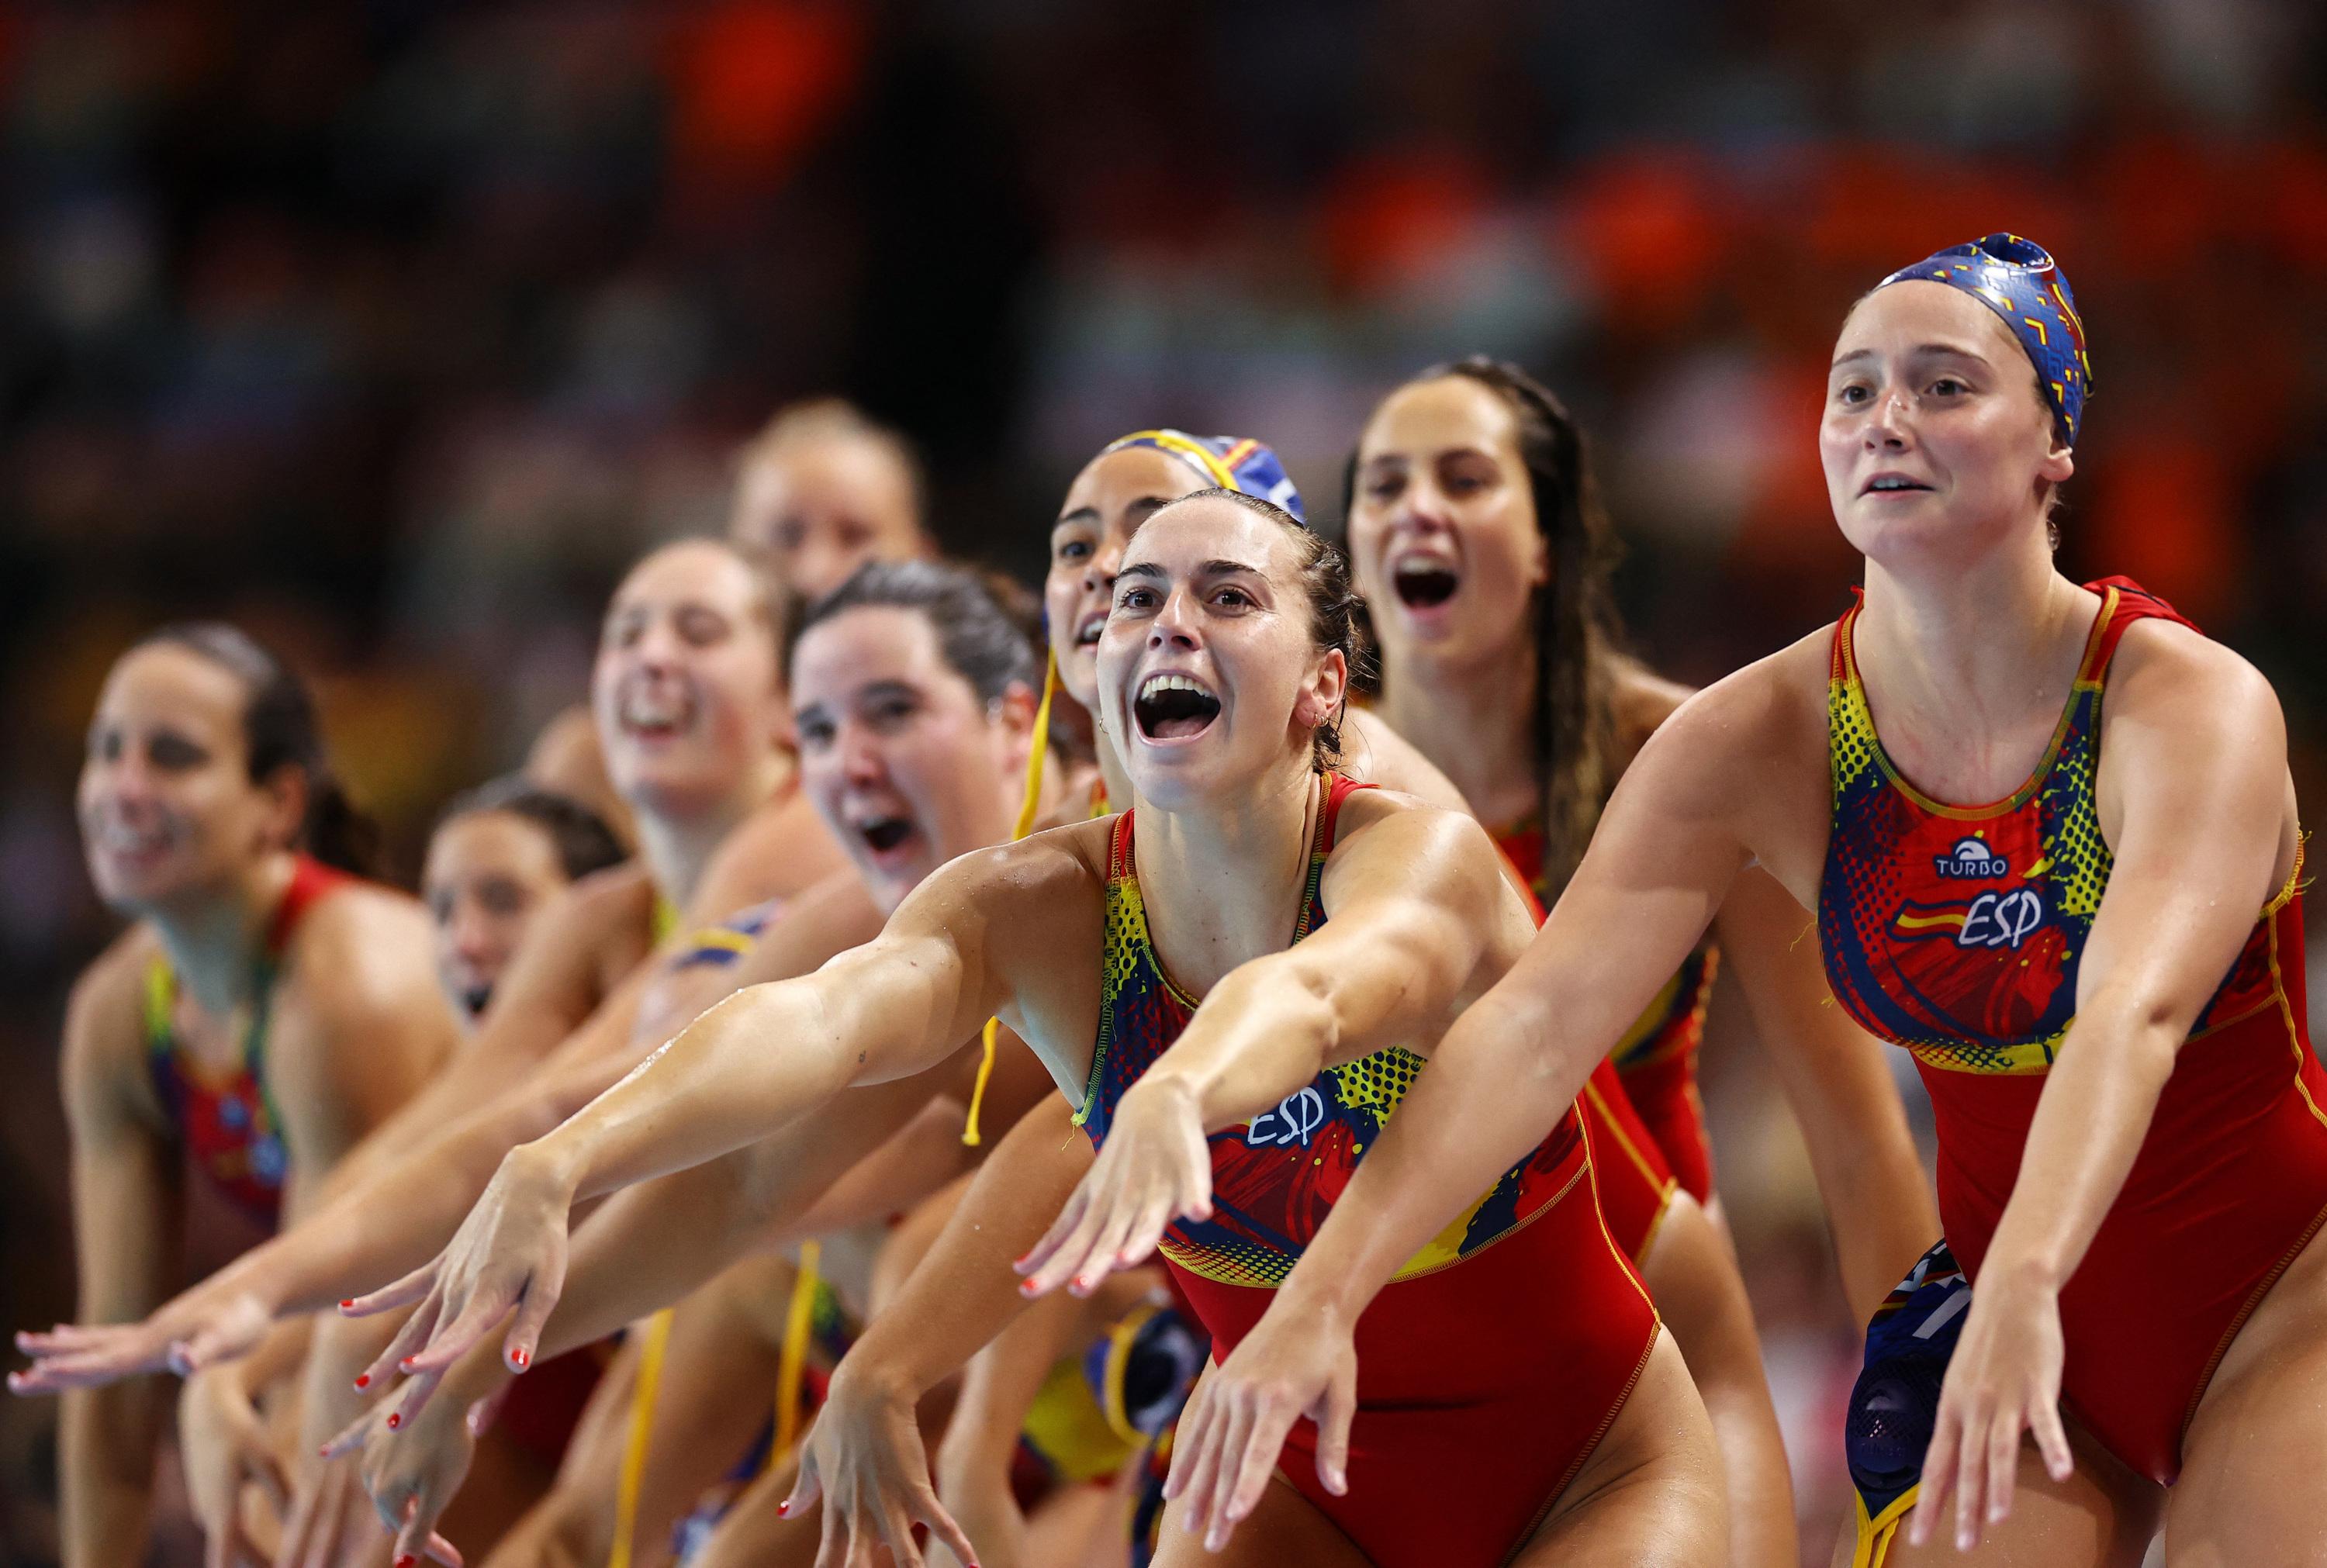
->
[[1392, 561, 1460, 609], [1862, 476, 1934, 496], [1075, 610, 1107, 648], [1134, 674, 1221, 741], [857, 817, 915, 853], [461, 983, 494, 1018], [618, 682, 695, 739]]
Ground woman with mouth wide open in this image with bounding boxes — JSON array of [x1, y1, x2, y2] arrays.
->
[[42, 623, 456, 1568], [335, 488, 1725, 1567], [1337, 357, 1941, 1566], [1153, 236, 2327, 1568]]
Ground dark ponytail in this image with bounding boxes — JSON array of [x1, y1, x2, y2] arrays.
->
[[137, 623, 388, 881]]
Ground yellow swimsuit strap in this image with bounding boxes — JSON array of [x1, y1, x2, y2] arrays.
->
[[607, 1307, 677, 1568], [963, 647, 1060, 1147], [770, 1239, 825, 1468]]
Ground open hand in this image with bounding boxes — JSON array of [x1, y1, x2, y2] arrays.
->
[[783, 1362, 980, 1568], [13, 1286, 272, 1394], [1907, 1267, 2073, 1553], [337, 1142, 572, 1415], [1015, 1078, 1211, 1298], [1165, 1305, 1356, 1553]]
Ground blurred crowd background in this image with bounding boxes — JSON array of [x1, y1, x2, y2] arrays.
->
[[3, 2, 2324, 1562]]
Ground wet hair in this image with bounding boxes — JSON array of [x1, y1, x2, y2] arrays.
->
[[1136, 487, 1371, 770], [134, 623, 386, 879], [735, 396, 929, 537], [433, 778, 627, 883], [787, 558, 1040, 704], [1343, 357, 1626, 896]]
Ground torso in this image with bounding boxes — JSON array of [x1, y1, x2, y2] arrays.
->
[[1817, 575, 2327, 1482], [143, 855, 351, 1226]]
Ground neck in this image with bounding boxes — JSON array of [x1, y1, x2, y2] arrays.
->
[[1094, 723, 1134, 810], [1132, 758, 1319, 990], [147, 851, 299, 1013], [1855, 520, 2086, 733], [634, 752, 790, 911], [1374, 631, 1540, 827]]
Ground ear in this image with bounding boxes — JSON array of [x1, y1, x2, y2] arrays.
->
[[1295, 649, 1349, 734], [255, 765, 310, 854], [2038, 437, 2075, 489], [1526, 521, 1552, 591], [995, 680, 1041, 773]]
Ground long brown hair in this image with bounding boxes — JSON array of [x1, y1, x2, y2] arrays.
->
[[1346, 356, 1627, 896]]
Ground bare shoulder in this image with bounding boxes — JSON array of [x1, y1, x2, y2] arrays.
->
[[1609, 656, 1699, 763], [1340, 707, 1471, 813], [1325, 788, 1509, 900], [63, 924, 162, 1090], [2104, 617, 2283, 737], [285, 880, 446, 1024]]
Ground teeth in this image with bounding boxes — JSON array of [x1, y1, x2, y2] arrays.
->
[[621, 689, 688, 728], [1139, 674, 1211, 701], [1869, 478, 1921, 491]]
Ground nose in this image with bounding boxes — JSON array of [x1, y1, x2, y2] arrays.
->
[[1082, 541, 1123, 599], [838, 723, 887, 787], [1865, 386, 1913, 449], [447, 900, 499, 966], [1146, 585, 1201, 652]]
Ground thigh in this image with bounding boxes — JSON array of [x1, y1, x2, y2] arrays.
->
[[687, 1456, 823, 1568], [1150, 1473, 1370, 1568], [2167, 1224, 2327, 1566], [1831, 1422, 2159, 1568], [1515, 1331, 1725, 1567]]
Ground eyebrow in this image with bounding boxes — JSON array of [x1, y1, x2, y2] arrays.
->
[[1831, 341, 1997, 370]]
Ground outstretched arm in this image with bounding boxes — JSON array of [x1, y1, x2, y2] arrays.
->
[[1168, 703, 1755, 1546], [343, 841, 1070, 1390], [1713, 866, 1936, 1320], [1018, 800, 1524, 1296], [1914, 633, 2294, 1552]]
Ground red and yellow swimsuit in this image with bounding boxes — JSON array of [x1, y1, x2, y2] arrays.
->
[[143, 854, 349, 1227], [1077, 775, 1657, 1565], [1820, 577, 2327, 1483], [1497, 819, 1720, 1201]]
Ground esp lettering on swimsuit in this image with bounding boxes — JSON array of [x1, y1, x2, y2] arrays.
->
[[1246, 1086, 1326, 1148], [1956, 887, 2045, 950]]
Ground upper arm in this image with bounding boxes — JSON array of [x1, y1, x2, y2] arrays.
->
[[61, 949, 181, 1318], [271, 895, 457, 1210], [1295, 803, 1522, 1056], [2081, 627, 2293, 1034]]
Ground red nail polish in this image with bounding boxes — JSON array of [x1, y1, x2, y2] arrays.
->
[[354, 1374, 372, 1390], [776, 1501, 790, 1517], [341, 1299, 357, 1310], [398, 1357, 417, 1372], [1019, 1278, 1039, 1296], [510, 1348, 529, 1369], [386, 1412, 402, 1429], [396, 1556, 416, 1568]]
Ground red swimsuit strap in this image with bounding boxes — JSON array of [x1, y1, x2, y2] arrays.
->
[[265, 854, 351, 958], [2082, 575, 2201, 671]]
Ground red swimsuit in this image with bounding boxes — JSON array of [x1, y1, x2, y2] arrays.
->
[[1077, 777, 1658, 1565], [1820, 579, 2327, 1483], [143, 855, 348, 1227]]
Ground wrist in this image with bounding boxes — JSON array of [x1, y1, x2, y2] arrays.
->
[[511, 1135, 586, 1204], [1980, 1240, 2066, 1298], [828, 1347, 919, 1411]]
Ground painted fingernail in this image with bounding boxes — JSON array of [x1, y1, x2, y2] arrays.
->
[[776, 1501, 790, 1517], [1018, 1278, 1039, 1296], [398, 1357, 417, 1372], [397, 1556, 416, 1568], [386, 1412, 402, 1429], [510, 1349, 529, 1369], [354, 1374, 372, 1390]]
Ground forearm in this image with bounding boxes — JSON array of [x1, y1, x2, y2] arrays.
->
[[1803, 1120, 1938, 1321], [1982, 999, 2180, 1290], [539, 1069, 955, 1359], [838, 1098, 1090, 1404], [1281, 986, 1592, 1321], [1146, 962, 1340, 1131], [61, 1383, 166, 1568], [533, 983, 865, 1203]]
